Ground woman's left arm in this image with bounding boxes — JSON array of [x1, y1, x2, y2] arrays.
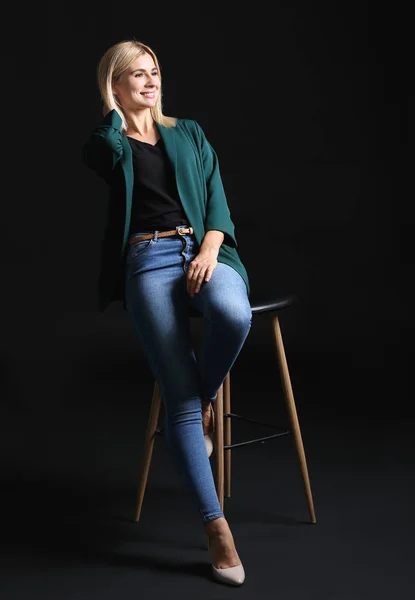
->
[[194, 121, 238, 248], [186, 121, 237, 296]]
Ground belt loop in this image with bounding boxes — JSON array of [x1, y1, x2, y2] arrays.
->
[[154, 230, 159, 242]]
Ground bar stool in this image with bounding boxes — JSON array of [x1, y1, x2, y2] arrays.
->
[[133, 293, 316, 524]]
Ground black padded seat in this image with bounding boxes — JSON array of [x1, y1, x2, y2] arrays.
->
[[250, 294, 297, 315], [187, 293, 297, 319]]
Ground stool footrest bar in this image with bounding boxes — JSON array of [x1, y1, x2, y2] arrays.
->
[[156, 414, 290, 438], [224, 431, 290, 449]]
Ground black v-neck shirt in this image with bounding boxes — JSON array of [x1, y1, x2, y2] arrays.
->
[[127, 136, 190, 234]]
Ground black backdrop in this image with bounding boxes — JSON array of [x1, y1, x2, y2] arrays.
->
[[2, 1, 411, 425]]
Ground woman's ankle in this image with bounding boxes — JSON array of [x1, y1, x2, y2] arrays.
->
[[204, 516, 228, 536]]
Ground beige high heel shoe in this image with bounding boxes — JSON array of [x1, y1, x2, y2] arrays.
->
[[208, 538, 245, 586], [204, 434, 214, 457]]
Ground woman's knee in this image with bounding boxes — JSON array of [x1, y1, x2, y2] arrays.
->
[[209, 295, 252, 334], [235, 301, 252, 334]]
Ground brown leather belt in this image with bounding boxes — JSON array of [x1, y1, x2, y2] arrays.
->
[[128, 226, 194, 244]]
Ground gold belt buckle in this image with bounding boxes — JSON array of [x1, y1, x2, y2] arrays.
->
[[178, 226, 193, 235]]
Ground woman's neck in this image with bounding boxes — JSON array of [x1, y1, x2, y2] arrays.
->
[[125, 110, 155, 137]]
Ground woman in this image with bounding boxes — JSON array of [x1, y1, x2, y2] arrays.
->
[[82, 39, 252, 586]]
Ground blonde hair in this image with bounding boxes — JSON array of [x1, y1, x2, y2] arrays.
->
[[97, 39, 176, 132]]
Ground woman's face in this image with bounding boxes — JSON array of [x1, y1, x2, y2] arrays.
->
[[113, 52, 160, 111]]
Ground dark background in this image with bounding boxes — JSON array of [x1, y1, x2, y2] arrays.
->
[[0, 1, 411, 472], [1, 1, 413, 597], [4, 0, 408, 417]]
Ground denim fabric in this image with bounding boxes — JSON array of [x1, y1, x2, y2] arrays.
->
[[125, 225, 252, 523]]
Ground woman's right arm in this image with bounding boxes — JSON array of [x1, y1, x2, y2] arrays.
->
[[82, 109, 124, 182]]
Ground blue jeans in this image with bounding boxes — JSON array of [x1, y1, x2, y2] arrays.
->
[[124, 225, 252, 524]]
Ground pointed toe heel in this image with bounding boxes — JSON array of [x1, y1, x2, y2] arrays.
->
[[207, 538, 245, 586], [211, 563, 245, 586]]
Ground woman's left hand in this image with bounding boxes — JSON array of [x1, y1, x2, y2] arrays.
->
[[186, 249, 218, 297]]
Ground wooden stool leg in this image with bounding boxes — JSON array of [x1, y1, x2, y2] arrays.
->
[[223, 373, 231, 498], [214, 383, 225, 512], [134, 381, 162, 522], [272, 316, 317, 524]]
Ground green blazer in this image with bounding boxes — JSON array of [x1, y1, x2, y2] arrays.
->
[[83, 109, 250, 311]]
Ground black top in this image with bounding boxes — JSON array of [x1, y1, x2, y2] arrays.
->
[[127, 136, 190, 234]]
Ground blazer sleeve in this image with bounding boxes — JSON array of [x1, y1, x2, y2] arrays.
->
[[193, 121, 238, 248], [82, 109, 124, 183]]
